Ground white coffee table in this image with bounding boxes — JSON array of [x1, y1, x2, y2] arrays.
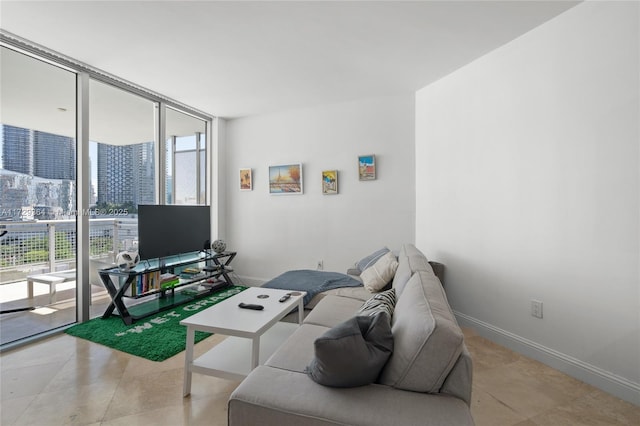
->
[[181, 287, 305, 396]]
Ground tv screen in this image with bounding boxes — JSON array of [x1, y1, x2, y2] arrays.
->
[[137, 205, 211, 260]]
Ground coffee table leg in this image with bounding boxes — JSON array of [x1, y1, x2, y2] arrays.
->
[[183, 326, 195, 397], [251, 336, 260, 369], [297, 298, 304, 325]]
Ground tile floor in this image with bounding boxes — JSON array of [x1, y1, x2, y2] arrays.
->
[[0, 281, 111, 345], [1, 327, 638, 425]]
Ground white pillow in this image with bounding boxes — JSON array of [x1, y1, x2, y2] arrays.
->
[[355, 247, 390, 272], [361, 251, 399, 292]]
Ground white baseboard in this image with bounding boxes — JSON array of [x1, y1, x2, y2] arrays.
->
[[454, 311, 640, 407], [233, 275, 266, 287]]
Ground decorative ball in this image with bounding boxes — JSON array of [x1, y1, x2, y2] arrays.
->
[[116, 250, 140, 271], [211, 239, 226, 254]]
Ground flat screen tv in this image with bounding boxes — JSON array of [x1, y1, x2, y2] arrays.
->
[[137, 204, 211, 260]]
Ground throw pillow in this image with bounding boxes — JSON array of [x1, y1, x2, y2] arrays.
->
[[379, 271, 463, 393], [361, 251, 399, 292], [305, 313, 393, 388], [357, 288, 397, 319], [355, 247, 390, 272]]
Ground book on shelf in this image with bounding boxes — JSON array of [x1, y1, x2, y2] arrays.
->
[[160, 272, 180, 289], [161, 279, 180, 289], [179, 266, 204, 280], [126, 270, 163, 297], [160, 272, 178, 282]]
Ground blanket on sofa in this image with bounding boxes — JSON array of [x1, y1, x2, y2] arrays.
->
[[262, 269, 362, 306]]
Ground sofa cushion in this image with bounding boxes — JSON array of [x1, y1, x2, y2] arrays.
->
[[265, 323, 328, 373], [229, 365, 475, 426], [304, 284, 369, 310], [379, 270, 463, 393], [321, 285, 369, 302], [393, 243, 434, 296], [357, 288, 396, 318], [392, 245, 413, 296], [355, 247, 390, 272], [303, 295, 364, 328], [305, 313, 393, 387], [361, 251, 399, 292]]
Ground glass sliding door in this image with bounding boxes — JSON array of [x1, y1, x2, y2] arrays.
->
[[0, 46, 78, 345], [165, 108, 207, 205], [87, 79, 158, 318], [1, 37, 213, 345]]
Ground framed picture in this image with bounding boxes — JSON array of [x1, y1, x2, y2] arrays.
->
[[240, 168, 252, 191], [358, 155, 376, 180], [269, 163, 303, 194], [322, 170, 338, 195]]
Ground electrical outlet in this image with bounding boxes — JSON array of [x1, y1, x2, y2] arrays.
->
[[317, 260, 323, 270], [531, 300, 543, 319]]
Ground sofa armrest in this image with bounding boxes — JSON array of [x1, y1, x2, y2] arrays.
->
[[346, 268, 361, 276], [441, 343, 473, 406], [428, 261, 445, 286], [229, 366, 474, 426]]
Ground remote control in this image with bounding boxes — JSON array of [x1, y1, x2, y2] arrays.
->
[[238, 302, 264, 310], [279, 294, 291, 302]]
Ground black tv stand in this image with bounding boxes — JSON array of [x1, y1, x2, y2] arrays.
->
[[99, 251, 237, 325]]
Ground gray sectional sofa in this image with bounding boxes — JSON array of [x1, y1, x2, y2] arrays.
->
[[228, 244, 474, 426]]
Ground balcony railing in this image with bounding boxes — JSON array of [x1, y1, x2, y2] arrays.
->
[[0, 218, 138, 285]]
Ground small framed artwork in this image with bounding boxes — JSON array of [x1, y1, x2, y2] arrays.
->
[[269, 163, 303, 195], [322, 170, 338, 195], [240, 168, 252, 191], [358, 155, 376, 180]]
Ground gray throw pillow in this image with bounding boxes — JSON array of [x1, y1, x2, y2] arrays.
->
[[305, 313, 393, 388], [356, 247, 390, 272], [357, 288, 397, 318]]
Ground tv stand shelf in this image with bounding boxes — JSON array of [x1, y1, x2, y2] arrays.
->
[[99, 251, 237, 325]]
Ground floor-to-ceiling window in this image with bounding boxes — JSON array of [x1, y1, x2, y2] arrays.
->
[[0, 36, 213, 348], [87, 80, 158, 319], [0, 46, 78, 344]]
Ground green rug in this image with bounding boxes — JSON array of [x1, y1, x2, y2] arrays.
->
[[65, 285, 247, 361]]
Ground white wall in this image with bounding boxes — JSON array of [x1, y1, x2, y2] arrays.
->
[[416, 1, 639, 403], [225, 95, 415, 283], [211, 117, 226, 241]]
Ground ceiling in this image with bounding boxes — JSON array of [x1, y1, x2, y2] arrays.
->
[[1, 45, 209, 143], [0, 1, 579, 120]]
